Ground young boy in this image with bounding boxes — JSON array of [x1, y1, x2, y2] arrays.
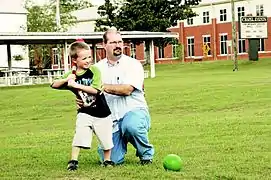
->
[[51, 41, 114, 170]]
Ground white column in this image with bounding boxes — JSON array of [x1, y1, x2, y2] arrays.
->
[[63, 40, 69, 73], [93, 43, 97, 64], [149, 40, 155, 78], [7, 44, 12, 70], [5, 72, 8, 85]]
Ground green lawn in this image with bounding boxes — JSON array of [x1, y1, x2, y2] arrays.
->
[[1, 59, 271, 180]]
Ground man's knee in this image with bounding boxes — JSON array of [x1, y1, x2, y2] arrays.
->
[[125, 125, 142, 136], [123, 118, 148, 137]]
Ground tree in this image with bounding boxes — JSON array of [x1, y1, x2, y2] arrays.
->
[[53, 0, 93, 14], [25, 0, 92, 32], [95, 0, 119, 31], [95, 0, 201, 46], [24, 0, 92, 74]]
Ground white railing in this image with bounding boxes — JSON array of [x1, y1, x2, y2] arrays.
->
[[144, 70, 149, 78], [0, 70, 150, 87], [0, 75, 59, 86]]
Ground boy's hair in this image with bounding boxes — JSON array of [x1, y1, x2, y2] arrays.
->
[[103, 27, 121, 44], [69, 41, 90, 59]]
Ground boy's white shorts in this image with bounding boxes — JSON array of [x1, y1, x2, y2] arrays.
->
[[72, 113, 113, 150]]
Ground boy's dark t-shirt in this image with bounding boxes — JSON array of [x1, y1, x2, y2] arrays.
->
[[61, 66, 111, 118]]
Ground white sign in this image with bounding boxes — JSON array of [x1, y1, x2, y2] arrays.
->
[[240, 16, 268, 39]]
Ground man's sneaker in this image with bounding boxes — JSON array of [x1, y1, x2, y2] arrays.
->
[[67, 160, 78, 171], [140, 159, 152, 165], [102, 160, 115, 167]]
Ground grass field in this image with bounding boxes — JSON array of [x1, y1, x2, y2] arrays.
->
[[1, 59, 271, 180]]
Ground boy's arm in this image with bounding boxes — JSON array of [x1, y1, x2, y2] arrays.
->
[[90, 65, 102, 91], [51, 71, 73, 89], [51, 78, 68, 89], [69, 81, 98, 95], [67, 66, 101, 95]]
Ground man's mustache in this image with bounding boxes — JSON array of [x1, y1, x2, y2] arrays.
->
[[114, 47, 122, 51]]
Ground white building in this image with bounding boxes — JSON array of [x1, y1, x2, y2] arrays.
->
[[0, 0, 29, 70], [67, 6, 102, 33]]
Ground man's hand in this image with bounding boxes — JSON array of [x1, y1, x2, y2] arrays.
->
[[76, 98, 84, 109]]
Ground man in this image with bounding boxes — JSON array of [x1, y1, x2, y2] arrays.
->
[[76, 28, 154, 165]]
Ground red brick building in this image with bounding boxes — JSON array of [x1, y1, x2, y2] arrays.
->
[[131, 0, 271, 63], [123, 0, 271, 63], [166, 0, 271, 62]]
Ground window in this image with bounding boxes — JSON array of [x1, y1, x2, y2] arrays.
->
[[158, 46, 164, 58], [130, 43, 136, 58], [203, 11, 210, 23], [258, 38, 265, 51], [52, 48, 59, 65], [220, 34, 228, 55], [172, 43, 179, 58], [256, 4, 264, 16], [238, 38, 246, 53], [237, 15, 246, 53], [203, 36, 211, 55], [187, 37, 195, 57], [187, 17, 193, 25], [237, 6, 245, 20], [220, 9, 227, 21]]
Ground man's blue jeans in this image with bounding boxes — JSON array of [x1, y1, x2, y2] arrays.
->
[[98, 108, 154, 164]]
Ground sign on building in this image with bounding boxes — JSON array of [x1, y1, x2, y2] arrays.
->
[[202, 43, 210, 58], [240, 16, 268, 39]]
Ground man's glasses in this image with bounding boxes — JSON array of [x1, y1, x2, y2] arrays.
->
[[108, 41, 124, 45]]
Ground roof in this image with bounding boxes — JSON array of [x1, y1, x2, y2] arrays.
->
[[0, 31, 179, 45], [194, 0, 246, 8]]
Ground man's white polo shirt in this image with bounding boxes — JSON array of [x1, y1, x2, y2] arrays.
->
[[95, 54, 148, 121]]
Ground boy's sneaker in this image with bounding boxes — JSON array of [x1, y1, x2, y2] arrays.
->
[[67, 160, 78, 171], [140, 159, 152, 165], [102, 160, 115, 167]]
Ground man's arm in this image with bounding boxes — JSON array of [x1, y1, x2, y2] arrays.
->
[[103, 84, 134, 96], [92, 64, 134, 96], [103, 59, 144, 96]]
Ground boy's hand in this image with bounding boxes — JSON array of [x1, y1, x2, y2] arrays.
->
[[67, 79, 78, 88], [66, 74, 76, 81]]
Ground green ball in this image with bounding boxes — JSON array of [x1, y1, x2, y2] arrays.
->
[[163, 154, 183, 171]]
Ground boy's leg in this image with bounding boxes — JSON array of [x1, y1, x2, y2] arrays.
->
[[97, 119, 127, 165], [103, 149, 112, 162], [72, 113, 94, 149], [71, 147, 81, 161], [92, 116, 113, 162], [67, 147, 80, 171], [68, 113, 93, 170], [121, 108, 154, 163]]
